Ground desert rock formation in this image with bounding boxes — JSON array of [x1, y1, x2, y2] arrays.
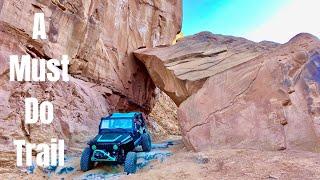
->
[[148, 89, 180, 140], [135, 32, 320, 151], [0, 0, 181, 163]]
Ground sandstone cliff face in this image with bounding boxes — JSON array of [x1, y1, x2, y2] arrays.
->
[[135, 32, 320, 151], [0, 0, 181, 160]]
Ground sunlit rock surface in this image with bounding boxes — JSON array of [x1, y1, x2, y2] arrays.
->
[[135, 32, 320, 151]]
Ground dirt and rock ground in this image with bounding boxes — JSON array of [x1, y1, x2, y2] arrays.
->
[[1, 136, 182, 179], [130, 147, 320, 180], [3, 136, 320, 180]]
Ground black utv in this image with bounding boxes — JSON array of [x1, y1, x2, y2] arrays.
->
[[80, 112, 152, 174]]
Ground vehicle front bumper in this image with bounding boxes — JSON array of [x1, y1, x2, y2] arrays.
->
[[91, 149, 117, 162]]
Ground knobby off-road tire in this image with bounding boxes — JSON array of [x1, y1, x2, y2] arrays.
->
[[80, 147, 93, 171], [124, 152, 137, 174], [141, 133, 152, 152]]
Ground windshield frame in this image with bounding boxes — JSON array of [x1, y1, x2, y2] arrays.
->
[[99, 118, 134, 133]]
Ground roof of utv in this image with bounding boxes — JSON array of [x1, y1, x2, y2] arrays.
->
[[106, 112, 141, 119]]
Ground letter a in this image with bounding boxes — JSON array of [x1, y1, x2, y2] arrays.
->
[[32, 13, 46, 39]]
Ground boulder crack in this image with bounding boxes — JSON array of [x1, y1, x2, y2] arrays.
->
[[186, 63, 262, 133]]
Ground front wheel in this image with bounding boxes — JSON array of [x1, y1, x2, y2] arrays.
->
[[124, 152, 137, 174], [141, 133, 152, 152], [80, 147, 93, 171]]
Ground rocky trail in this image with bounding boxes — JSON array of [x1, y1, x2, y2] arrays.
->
[[28, 137, 182, 180], [1, 0, 320, 179], [4, 136, 320, 180]]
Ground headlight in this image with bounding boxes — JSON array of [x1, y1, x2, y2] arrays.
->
[[113, 144, 118, 150], [92, 145, 96, 150]]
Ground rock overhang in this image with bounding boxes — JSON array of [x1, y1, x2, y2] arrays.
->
[[134, 31, 320, 152]]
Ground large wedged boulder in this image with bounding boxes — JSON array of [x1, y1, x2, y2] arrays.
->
[[135, 32, 320, 151], [134, 32, 278, 105]]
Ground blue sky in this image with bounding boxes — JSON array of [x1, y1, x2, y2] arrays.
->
[[182, 0, 320, 43]]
